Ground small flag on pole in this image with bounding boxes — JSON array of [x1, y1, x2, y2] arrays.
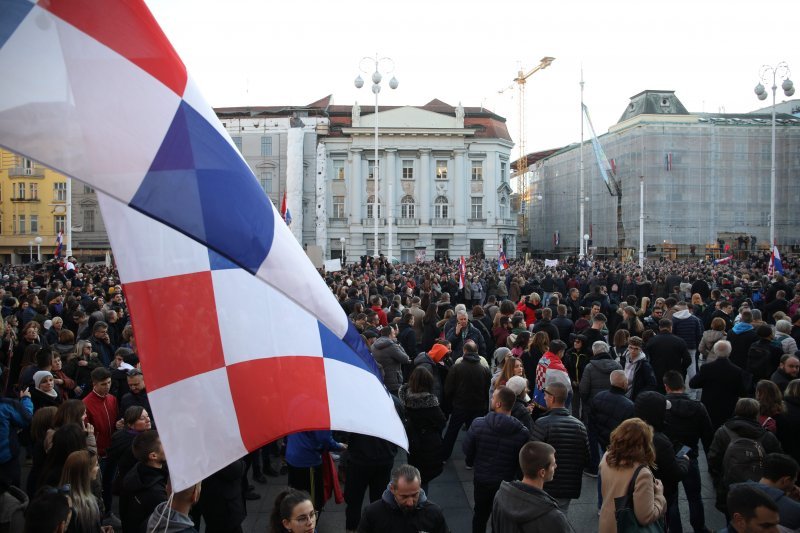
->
[[498, 245, 509, 271], [458, 256, 466, 289], [54, 231, 63, 259], [768, 245, 785, 277]]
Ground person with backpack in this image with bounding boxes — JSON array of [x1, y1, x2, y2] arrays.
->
[[746, 326, 784, 391], [707, 397, 783, 515]]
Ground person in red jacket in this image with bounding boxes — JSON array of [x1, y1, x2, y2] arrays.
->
[[83, 366, 119, 524], [370, 295, 388, 327]]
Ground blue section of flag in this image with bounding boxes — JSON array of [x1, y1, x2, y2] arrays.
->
[[0, 0, 33, 50], [131, 101, 275, 273], [284, 208, 292, 226], [208, 250, 239, 271], [319, 321, 382, 380]]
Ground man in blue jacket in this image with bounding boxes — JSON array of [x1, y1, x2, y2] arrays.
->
[[463, 386, 529, 533], [0, 388, 32, 486]]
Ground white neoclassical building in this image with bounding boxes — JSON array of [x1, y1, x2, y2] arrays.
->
[[215, 97, 517, 262]]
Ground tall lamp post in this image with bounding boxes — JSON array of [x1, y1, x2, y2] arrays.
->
[[754, 63, 793, 248], [28, 241, 34, 263], [339, 237, 346, 266], [35, 236, 42, 262], [355, 55, 398, 259]]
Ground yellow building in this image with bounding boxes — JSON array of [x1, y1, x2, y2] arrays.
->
[[0, 148, 67, 264]]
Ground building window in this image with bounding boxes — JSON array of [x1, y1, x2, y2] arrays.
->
[[29, 183, 38, 200], [18, 214, 26, 234], [366, 195, 382, 219], [15, 182, 25, 200], [84, 209, 95, 232], [500, 162, 507, 182], [55, 215, 65, 234], [332, 196, 345, 218], [259, 170, 273, 194], [261, 136, 272, 156], [436, 160, 448, 179], [368, 161, 377, 180], [471, 197, 483, 219], [232, 136, 243, 153], [84, 184, 95, 194], [30, 215, 38, 234], [499, 196, 507, 219], [434, 196, 449, 219], [332, 160, 345, 180], [402, 160, 414, 180], [401, 195, 415, 218], [471, 161, 483, 180], [54, 182, 67, 202]]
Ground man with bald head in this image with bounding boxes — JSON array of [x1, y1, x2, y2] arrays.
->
[[588, 370, 635, 454]]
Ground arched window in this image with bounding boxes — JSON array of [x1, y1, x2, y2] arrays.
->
[[499, 196, 507, 219], [366, 195, 382, 219], [434, 196, 449, 219], [401, 195, 415, 218]]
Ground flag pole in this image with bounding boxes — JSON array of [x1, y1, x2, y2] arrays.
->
[[579, 67, 585, 259], [66, 177, 73, 258]]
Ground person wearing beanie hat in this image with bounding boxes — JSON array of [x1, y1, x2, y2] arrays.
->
[[412, 342, 451, 407], [506, 376, 534, 435], [31, 371, 62, 410]]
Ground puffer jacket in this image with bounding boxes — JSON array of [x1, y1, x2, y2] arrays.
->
[[399, 387, 446, 484], [671, 309, 703, 350], [578, 353, 622, 408], [589, 386, 635, 448], [634, 391, 688, 498], [531, 408, 589, 499], [357, 485, 448, 533], [492, 481, 575, 533], [463, 411, 530, 485], [664, 392, 714, 459], [371, 337, 410, 393]]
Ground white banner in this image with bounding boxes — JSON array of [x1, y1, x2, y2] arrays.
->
[[544, 259, 559, 267]]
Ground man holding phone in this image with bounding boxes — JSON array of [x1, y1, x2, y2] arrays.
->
[[663, 370, 714, 533]]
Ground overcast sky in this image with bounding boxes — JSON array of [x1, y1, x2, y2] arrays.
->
[[145, 0, 798, 156]]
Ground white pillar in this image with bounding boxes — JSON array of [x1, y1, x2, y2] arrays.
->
[[286, 127, 304, 243], [349, 149, 362, 223], [315, 141, 327, 256], [454, 149, 465, 223], [419, 149, 431, 224], [386, 148, 397, 259]]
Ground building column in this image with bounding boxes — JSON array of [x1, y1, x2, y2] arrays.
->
[[349, 148, 362, 224], [286, 127, 304, 244], [386, 148, 397, 258], [315, 141, 327, 256], [419, 149, 431, 224], [453, 149, 466, 224]]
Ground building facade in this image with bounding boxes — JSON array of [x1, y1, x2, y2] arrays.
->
[[0, 148, 67, 263], [524, 90, 800, 257]]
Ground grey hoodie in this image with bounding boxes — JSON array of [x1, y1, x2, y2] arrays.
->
[[491, 480, 575, 533], [146, 501, 197, 533]]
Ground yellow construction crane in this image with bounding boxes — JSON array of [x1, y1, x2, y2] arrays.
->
[[501, 56, 555, 252]]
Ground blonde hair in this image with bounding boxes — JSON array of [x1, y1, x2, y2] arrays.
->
[[60, 450, 100, 531]]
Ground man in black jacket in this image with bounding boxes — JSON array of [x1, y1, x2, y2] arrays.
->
[[120, 430, 168, 533], [532, 307, 560, 341], [357, 464, 448, 533], [644, 318, 691, 392], [531, 382, 588, 510], [551, 304, 575, 343], [589, 370, 634, 460], [463, 386, 530, 533], [689, 340, 748, 429], [634, 391, 689, 533], [663, 371, 714, 533]]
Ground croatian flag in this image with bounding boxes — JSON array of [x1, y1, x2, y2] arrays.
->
[[458, 256, 466, 289], [769, 245, 785, 276], [714, 255, 733, 265], [497, 245, 509, 271], [54, 231, 63, 259], [280, 190, 291, 226], [0, 0, 405, 491]]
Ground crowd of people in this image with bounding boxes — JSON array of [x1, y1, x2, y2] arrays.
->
[[0, 249, 799, 532]]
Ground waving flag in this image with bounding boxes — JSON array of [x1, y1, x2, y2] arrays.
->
[[497, 244, 509, 271], [54, 231, 63, 259], [280, 190, 292, 225], [714, 255, 733, 266], [0, 0, 406, 490], [768, 245, 784, 277], [458, 256, 466, 289]]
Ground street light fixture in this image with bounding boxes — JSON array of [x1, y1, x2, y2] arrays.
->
[[28, 241, 34, 263], [339, 237, 346, 266], [355, 54, 398, 260], [34, 236, 42, 262], [754, 62, 793, 248]]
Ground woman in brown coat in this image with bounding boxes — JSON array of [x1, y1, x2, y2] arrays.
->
[[599, 417, 666, 533]]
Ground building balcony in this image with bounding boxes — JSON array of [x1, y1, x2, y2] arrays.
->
[[328, 217, 348, 227], [495, 218, 516, 226], [468, 218, 487, 225], [9, 197, 41, 203], [396, 218, 419, 227], [430, 218, 454, 226], [361, 218, 385, 226], [8, 167, 44, 178]]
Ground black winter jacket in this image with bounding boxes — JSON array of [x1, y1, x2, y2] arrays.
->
[[399, 387, 446, 484], [463, 412, 530, 485], [689, 357, 748, 429], [195, 459, 247, 531], [629, 358, 657, 401], [634, 391, 688, 498], [778, 397, 800, 464], [531, 408, 589, 499], [120, 463, 168, 533], [357, 486, 449, 533], [707, 417, 783, 485], [664, 392, 714, 459], [492, 481, 575, 533], [412, 352, 448, 406], [444, 353, 491, 413], [551, 316, 575, 344], [645, 333, 691, 390], [510, 398, 534, 434], [578, 353, 622, 407], [589, 386, 634, 448]]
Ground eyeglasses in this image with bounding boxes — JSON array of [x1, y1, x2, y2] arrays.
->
[[42, 484, 71, 495], [291, 510, 319, 524], [543, 389, 553, 397]]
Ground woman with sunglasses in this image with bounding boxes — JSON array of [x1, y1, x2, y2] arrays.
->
[[270, 488, 317, 533]]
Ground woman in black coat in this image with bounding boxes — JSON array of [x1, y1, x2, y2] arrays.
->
[[399, 367, 446, 494], [419, 304, 441, 353]]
